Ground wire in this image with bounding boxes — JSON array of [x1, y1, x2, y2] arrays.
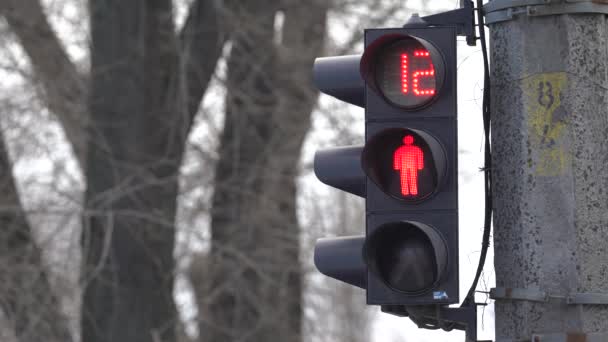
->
[[462, 0, 492, 308]]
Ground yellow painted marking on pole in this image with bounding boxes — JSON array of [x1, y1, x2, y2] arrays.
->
[[522, 72, 569, 176]]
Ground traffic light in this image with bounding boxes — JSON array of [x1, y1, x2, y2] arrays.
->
[[361, 27, 459, 305], [313, 26, 458, 306]]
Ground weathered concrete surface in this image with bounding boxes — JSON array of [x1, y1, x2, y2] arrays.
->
[[489, 13, 608, 340]]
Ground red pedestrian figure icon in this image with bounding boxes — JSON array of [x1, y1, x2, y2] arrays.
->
[[393, 135, 424, 196]]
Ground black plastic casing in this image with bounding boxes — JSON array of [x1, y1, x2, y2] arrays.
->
[[363, 27, 459, 305]]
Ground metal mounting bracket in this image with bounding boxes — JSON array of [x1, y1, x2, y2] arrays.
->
[[381, 304, 485, 341], [530, 332, 608, 342], [490, 287, 548, 302], [491, 287, 608, 305], [484, 0, 608, 24], [404, 0, 478, 46], [567, 292, 608, 304]]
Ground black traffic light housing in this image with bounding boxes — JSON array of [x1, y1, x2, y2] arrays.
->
[[312, 26, 459, 305], [361, 26, 459, 306], [311, 4, 482, 340]]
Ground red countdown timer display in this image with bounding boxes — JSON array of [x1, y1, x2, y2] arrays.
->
[[374, 38, 445, 109]]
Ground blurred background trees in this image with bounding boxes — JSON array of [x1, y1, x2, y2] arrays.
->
[[0, 1, 436, 342]]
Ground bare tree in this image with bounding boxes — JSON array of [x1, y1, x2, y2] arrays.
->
[[2, 0, 329, 341], [1, 0, 224, 341], [192, 1, 328, 341]]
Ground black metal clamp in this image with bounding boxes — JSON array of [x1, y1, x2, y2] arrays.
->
[[405, 0, 478, 46], [381, 303, 492, 342]]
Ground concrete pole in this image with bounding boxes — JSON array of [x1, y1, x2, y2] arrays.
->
[[488, 9, 608, 341]]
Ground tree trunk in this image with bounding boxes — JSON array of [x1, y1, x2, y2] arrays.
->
[[202, 1, 328, 341], [2, 0, 223, 341], [83, 1, 184, 341], [0, 133, 73, 342]]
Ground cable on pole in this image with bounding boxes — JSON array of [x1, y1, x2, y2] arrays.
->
[[462, 0, 493, 309]]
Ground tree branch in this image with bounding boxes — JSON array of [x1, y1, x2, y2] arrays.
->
[[179, 0, 226, 128], [0, 132, 73, 342], [1, 0, 88, 169]]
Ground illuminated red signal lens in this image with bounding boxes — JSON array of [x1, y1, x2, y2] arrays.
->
[[374, 38, 444, 109], [362, 128, 446, 203], [393, 135, 424, 196]]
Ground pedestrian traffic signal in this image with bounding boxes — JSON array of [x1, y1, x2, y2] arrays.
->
[[362, 27, 458, 305], [313, 25, 459, 308], [362, 128, 447, 202]]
